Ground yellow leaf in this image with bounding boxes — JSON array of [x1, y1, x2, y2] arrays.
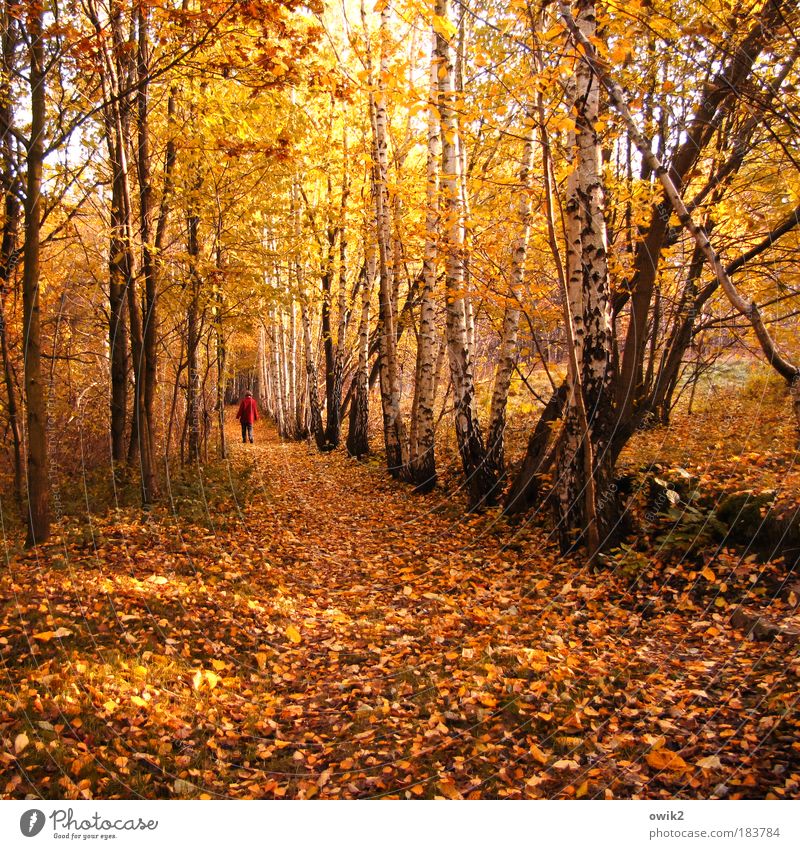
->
[[478, 693, 497, 707], [438, 777, 462, 799], [14, 733, 29, 754], [701, 566, 716, 581], [211, 659, 226, 671], [610, 44, 628, 64], [255, 652, 267, 671], [432, 14, 457, 41], [192, 670, 203, 691], [205, 671, 221, 690], [529, 743, 549, 765], [131, 696, 147, 708], [646, 749, 689, 771], [286, 625, 302, 644], [576, 780, 589, 799]]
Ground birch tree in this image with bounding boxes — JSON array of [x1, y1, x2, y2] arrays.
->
[[433, 0, 497, 508], [409, 44, 441, 492]]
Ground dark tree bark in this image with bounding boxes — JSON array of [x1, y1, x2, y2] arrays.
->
[[347, 247, 374, 459], [0, 11, 23, 506], [22, 1, 49, 544], [134, 2, 159, 501]]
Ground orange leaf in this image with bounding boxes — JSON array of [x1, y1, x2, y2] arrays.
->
[[438, 778, 462, 800], [529, 743, 549, 765], [646, 750, 689, 772]]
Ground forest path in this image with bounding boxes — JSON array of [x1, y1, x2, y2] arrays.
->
[[2, 420, 797, 799], [235, 418, 535, 604], [193, 420, 798, 799]]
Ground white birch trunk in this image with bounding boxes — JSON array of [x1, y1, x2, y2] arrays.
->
[[257, 322, 271, 417], [434, 0, 496, 508], [409, 46, 441, 491], [362, 0, 407, 475], [556, 0, 614, 554], [269, 308, 285, 437], [301, 296, 325, 448], [487, 108, 535, 476]]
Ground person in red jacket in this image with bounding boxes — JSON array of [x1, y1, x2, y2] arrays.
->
[[236, 390, 259, 444]]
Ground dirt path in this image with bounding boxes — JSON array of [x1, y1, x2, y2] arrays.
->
[[1, 421, 798, 799]]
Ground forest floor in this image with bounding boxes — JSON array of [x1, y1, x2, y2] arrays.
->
[[1, 389, 799, 800]]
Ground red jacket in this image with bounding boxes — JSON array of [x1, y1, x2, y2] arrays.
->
[[236, 396, 259, 425]]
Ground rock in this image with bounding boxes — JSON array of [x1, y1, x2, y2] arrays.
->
[[645, 464, 697, 513], [716, 490, 776, 542]]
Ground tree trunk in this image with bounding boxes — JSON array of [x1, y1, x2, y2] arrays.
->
[[135, 3, 158, 501], [0, 278, 22, 508], [347, 243, 375, 458], [327, 130, 350, 449], [289, 297, 304, 438], [186, 180, 201, 464], [269, 308, 286, 437], [301, 297, 325, 449], [291, 180, 310, 439], [320, 172, 337, 447], [22, 2, 49, 544], [487, 108, 535, 477], [258, 323, 271, 417], [89, 0, 133, 467], [363, 0, 407, 476], [434, 0, 497, 509], [409, 47, 440, 492], [0, 15, 23, 506], [278, 305, 292, 436], [554, 0, 616, 555]]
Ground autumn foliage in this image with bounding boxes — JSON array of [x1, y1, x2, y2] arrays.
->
[[1, 0, 800, 800]]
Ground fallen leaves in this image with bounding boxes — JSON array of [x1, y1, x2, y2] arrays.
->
[[0, 420, 798, 801], [646, 750, 690, 772], [32, 627, 73, 641]]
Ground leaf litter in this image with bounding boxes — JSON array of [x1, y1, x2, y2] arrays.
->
[[0, 423, 798, 800]]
